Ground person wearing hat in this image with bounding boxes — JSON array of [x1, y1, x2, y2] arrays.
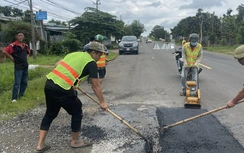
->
[[94, 34, 109, 85], [36, 42, 108, 152], [226, 45, 244, 108], [180, 33, 203, 96]]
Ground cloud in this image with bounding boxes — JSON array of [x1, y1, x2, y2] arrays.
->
[[1, 0, 243, 36], [146, 1, 162, 8], [179, 0, 226, 10]]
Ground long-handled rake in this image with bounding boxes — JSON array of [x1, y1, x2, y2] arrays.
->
[[162, 99, 244, 132], [77, 87, 153, 153]]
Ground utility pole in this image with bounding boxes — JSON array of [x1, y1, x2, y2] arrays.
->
[[93, 0, 101, 10], [199, 16, 203, 44], [211, 11, 215, 33], [29, 0, 37, 59]]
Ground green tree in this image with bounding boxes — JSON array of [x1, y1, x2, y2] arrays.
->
[[3, 21, 39, 43], [236, 25, 244, 44], [0, 6, 23, 17], [171, 16, 199, 39], [22, 10, 35, 22], [123, 25, 133, 36], [70, 7, 124, 42], [0, 6, 12, 16], [171, 8, 221, 45], [12, 7, 23, 17], [149, 25, 168, 40], [62, 32, 82, 53], [130, 20, 145, 37], [48, 19, 67, 26], [236, 4, 244, 26], [220, 9, 237, 45]]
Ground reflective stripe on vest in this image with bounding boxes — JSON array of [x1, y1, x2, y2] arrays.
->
[[97, 53, 106, 68], [46, 52, 94, 90], [59, 61, 79, 78], [185, 42, 201, 67], [52, 69, 74, 86], [51, 61, 79, 86]]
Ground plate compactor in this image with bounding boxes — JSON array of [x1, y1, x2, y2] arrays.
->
[[184, 67, 201, 108]]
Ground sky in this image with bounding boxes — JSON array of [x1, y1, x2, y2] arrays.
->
[[1, 0, 243, 36]]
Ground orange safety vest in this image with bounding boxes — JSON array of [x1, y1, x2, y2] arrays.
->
[[46, 52, 94, 90], [97, 53, 106, 68]]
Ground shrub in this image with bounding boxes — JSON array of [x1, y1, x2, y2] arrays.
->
[[220, 38, 227, 46], [62, 39, 82, 53], [49, 42, 64, 55], [61, 32, 82, 53]]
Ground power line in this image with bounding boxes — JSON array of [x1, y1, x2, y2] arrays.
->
[[41, 0, 81, 15], [3, 0, 28, 8], [35, 0, 74, 20], [4, 0, 27, 7], [3, 0, 74, 21]]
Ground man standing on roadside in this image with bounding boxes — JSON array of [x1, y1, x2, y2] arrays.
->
[[2, 31, 30, 102], [226, 45, 244, 108], [36, 42, 108, 152]]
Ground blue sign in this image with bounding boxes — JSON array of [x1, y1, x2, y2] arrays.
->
[[36, 11, 47, 20]]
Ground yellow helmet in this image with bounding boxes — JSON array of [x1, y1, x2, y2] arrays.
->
[[233, 45, 244, 59]]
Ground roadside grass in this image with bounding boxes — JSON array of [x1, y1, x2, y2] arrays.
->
[[0, 55, 62, 122], [206, 45, 239, 55], [107, 49, 118, 61], [0, 51, 118, 122], [175, 43, 238, 55]]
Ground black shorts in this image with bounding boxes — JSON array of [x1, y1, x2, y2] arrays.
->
[[98, 68, 106, 79]]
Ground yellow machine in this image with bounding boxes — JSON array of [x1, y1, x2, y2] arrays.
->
[[183, 67, 202, 108], [184, 81, 201, 108]]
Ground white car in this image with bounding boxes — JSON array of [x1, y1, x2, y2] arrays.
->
[[146, 39, 152, 43]]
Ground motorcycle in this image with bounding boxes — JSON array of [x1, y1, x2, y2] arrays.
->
[[173, 48, 183, 74]]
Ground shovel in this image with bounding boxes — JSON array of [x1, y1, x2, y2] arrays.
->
[[77, 87, 153, 153], [162, 99, 244, 132]]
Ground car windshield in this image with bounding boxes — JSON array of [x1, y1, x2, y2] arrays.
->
[[122, 36, 137, 41]]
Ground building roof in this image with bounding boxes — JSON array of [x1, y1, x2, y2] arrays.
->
[[0, 13, 22, 21]]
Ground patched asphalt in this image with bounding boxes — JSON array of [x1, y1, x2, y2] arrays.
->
[[1, 104, 244, 153], [156, 108, 244, 153]]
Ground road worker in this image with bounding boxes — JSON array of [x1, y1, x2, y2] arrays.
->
[[180, 33, 203, 96], [226, 45, 244, 108], [36, 42, 108, 152], [94, 34, 109, 85]]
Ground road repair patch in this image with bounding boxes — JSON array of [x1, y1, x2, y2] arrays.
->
[[156, 108, 244, 153], [84, 104, 160, 153]]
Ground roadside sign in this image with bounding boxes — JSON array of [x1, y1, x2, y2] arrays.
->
[[36, 11, 47, 20]]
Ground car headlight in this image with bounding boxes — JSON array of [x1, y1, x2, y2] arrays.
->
[[133, 42, 138, 47], [119, 43, 123, 47]]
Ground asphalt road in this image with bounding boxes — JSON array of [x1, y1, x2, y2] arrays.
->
[[78, 39, 244, 152], [1, 39, 244, 153]]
